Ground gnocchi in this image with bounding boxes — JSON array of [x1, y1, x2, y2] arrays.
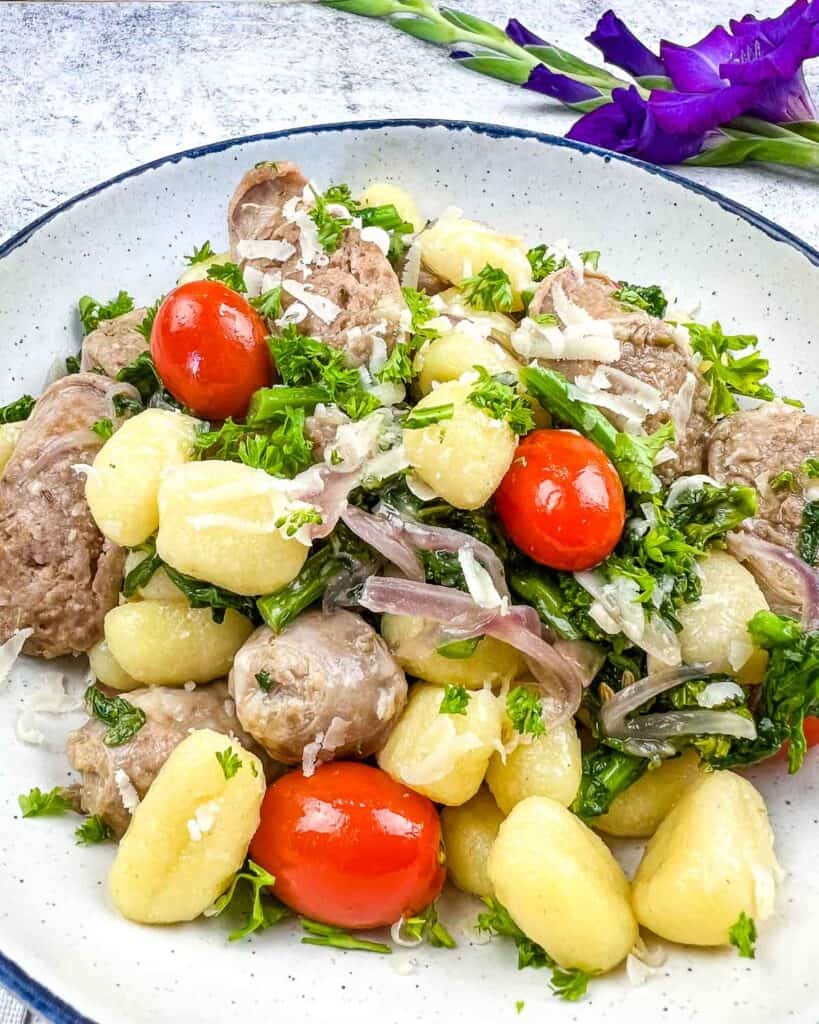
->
[[593, 749, 704, 838], [0, 422, 22, 476], [414, 330, 521, 396], [109, 729, 265, 924], [377, 683, 503, 805], [418, 214, 532, 309], [485, 718, 582, 814], [403, 380, 517, 510], [632, 770, 779, 946], [488, 796, 638, 972], [156, 460, 309, 595], [358, 182, 425, 234], [104, 601, 254, 686], [88, 638, 139, 691], [673, 551, 769, 682], [380, 612, 524, 689], [440, 787, 504, 898], [85, 409, 198, 547]]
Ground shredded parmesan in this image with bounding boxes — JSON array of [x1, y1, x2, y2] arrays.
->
[[242, 265, 264, 298], [545, 239, 585, 277], [236, 238, 296, 262], [458, 548, 503, 609], [187, 800, 220, 842], [282, 280, 341, 324], [0, 628, 32, 688], [114, 769, 140, 814], [697, 680, 745, 708], [360, 225, 391, 256], [401, 238, 422, 290]]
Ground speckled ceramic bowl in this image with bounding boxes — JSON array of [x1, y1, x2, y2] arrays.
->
[[1, 120, 818, 1024]]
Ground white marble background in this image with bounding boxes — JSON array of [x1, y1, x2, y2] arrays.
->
[[0, 1, 817, 1021], [2, 0, 818, 247]]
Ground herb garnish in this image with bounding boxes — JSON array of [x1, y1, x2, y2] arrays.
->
[[439, 684, 470, 715], [728, 911, 757, 959], [0, 395, 35, 424], [686, 321, 774, 418], [403, 403, 454, 429], [459, 265, 513, 312], [300, 918, 392, 955], [75, 815, 113, 845], [467, 367, 534, 435], [210, 860, 289, 941], [506, 686, 545, 737], [91, 418, 114, 441], [78, 291, 135, 334], [85, 685, 146, 747], [186, 241, 216, 265], [215, 747, 243, 780], [18, 786, 73, 818], [206, 262, 247, 293]]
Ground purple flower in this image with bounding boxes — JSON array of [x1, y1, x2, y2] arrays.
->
[[586, 10, 666, 79], [505, 17, 550, 48], [567, 86, 709, 164], [661, 0, 819, 121], [524, 64, 603, 105]]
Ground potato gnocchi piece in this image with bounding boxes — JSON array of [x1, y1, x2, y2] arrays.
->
[[593, 749, 704, 838], [109, 728, 265, 924], [673, 551, 769, 683], [632, 770, 779, 946], [88, 639, 139, 691], [358, 182, 425, 234], [485, 718, 582, 814], [418, 214, 532, 309], [441, 787, 504, 898], [0, 422, 23, 477], [414, 331, 521, 396], [156, 460, 309, 596], [104, 601, 253, 686], [380, 613, 524, 689], [177, 249, 231, 285], [123, 550, 187, 603], [85, 409, 198, 547], [377, 683, 503, 805], [488, 796, 638, 973], [403, 380, 517, 510]]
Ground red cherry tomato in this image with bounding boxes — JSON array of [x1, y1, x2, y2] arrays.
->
[[249, 763, 445, 930], [150, 280, 271, 419], [804, 716, 819, 748], [495, 429, 626, 571]]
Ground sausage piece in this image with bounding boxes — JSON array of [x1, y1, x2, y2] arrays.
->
[[0, 374, 136, 657], [80, 308, 149, 378]]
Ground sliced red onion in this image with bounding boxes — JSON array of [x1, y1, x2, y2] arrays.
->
[[553, 639, 606, 689], [727, 529, 819, 630], [360, 576, 495, 634], [340, 505, 424, 581], [395, 517, 510, 600], [600, 663, 714, 736]]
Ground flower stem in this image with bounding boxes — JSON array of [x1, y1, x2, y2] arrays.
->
[[687, 132, 819, 168]]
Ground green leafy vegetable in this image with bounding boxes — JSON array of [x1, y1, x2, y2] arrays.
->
[[668, 484, 758, 548], [0, 394, 35, 424], [300, 918, 392, 954], [403, 403, 454, 429], [531, 312, 559, 326], [419, 549, 467, 589], [402, 286, 441, 347], [506, 686, 545, 737], [78, 290, 135, 334], [116, 351, 162, 403], [526, 245, 599, 282], [65, 354, 81, 374], [206, 262, 247, 293], [467, 367, 534, 436], [18, 786, 73, 818], [459, 265, 513, 312], [515, 1001, 524, 1015], [802, 458, 819, 478], [436, 636, 482, 658], [185, 240, 215, 265], [549, 967, 592, 1002], [439, 684, 470, 715], [163, 564, 258, 623], [798, 501, 819, 565], [210, 860, 288, 941], [572, 746, 648, 819], [121, 543, 162, 598], [75, 815, 113, 845], [728, 911, 757, 959], [250, 286, 283, 319], [85, 685, 146, 747], [686, 321, 774, 418], [612, 282, 667, 318], [91, 418, 114, 441], [377, 342, 413, 385], [770, 470, 797, 493], [399, 903, 456, 948], [194, 407, 313, 480], [215, 747, 243, 780], [136, 296, 163, 342], [309, 189, 350, 252]]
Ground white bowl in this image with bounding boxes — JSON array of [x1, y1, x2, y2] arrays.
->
[[1, 120, 818, 1024]]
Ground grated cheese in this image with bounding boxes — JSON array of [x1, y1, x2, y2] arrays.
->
[[458, 548, 503, 610], [282, 280, 341, 324], [114, 769, 140, 814], [236, 238, 296, 262], [0, 628, 32, 688]]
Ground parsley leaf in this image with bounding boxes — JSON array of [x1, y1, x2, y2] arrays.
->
[[250, 287, 283, 319], [186, 240, 215, 265], [274, 505, 323, 538], [255, 670, 272, 692], [215, 747, 243, 780], [377, 342, 413, 385], [799, 501, 819, 565], [550, 967, 592, 1002], [65, 354, 82, 374], [206, 262, 247, 293], [78, 290, 135, 334], [309, 189, 350, 252], [459, 265, 514, 312], [91, 418, 114, 441], [399, 903, 456, 948], [612, 282, 667, 318], [686, 321, 774, 418], [401, 286, 440, 346], [467, 367, 534, 436], [439, 684, 470, 715], [403, 403, 454, 429], [526, 246, 600, 282], [0, 395, 35, 424], [116, 351, 162, 403], [802, 458, 819, 478], [300, 918, 392, 954], [75, 815, 113, 845], [136, 297, 163, 342], [728, 911, 757, 959], [506, 686, 545, 737], [210, 860, 288, 941], [163, 564, 258, 623], [770, 470, 797, 492], [194, 407, 313, 480], [668, 483, 758, 548], [18, 786, 73, 818], [85, 685, 146, 747]]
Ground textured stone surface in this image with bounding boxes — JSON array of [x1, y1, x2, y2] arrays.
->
[[1, 0, 818, 247]]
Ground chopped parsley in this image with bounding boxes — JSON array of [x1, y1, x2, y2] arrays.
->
[[210, 860, 288, 941], [310, 184, 413, 260], [194, 407, 313, 480], [515, 1001, 525, 1015], [0, 394, 35, 424], [91, 418, 114, 441], [439, 684, 470, 715], [78, 290, 135, 334], [799, 501, 819, 566], [185, 240, 215, 265], [459, 265, 514, 312], [136, 296, 163, 342], [85, 685, 146, 747], [116, 351, 163, 403], [400, 903, 456, 948], [770, 470, 797, 493], [310, 189, 349, 252], [402, 286, 441, 344], [113, 392, 144, 418], [802, 458, 819, 478], [215, 747, 243, 780], [206, 261, 247, 293], [531, 312, 559, 326], [686, 321, 774, 418], [549, 967, 592, 1002], [526, 245, 600, 282], [18, 786, 72, 818], [467, 367, 534, 436], [300, 918, 392, 955], [250, 286, 283, 319], [403, 403, 454, 429], [506, 686, 545, 737], [728, 911, 757, 959], [612, 282, 667, 318], [75, 815, 113, 845], [65, 354, 82, 374], [377, 342, 413, 386], [255, 670, 273, 692], [274, 506, 323, 538]]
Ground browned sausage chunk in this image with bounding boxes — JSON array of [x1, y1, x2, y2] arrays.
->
[[80, 308, 149, 378]]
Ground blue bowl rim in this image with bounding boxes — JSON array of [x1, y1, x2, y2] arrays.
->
[[1, 115, 817, 1024]]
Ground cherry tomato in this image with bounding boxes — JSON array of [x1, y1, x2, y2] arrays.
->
[[150, 280, 271, 419], [249, 763, 445, 930], [495, 428, 625, 571], [804, 716, 819, 748]]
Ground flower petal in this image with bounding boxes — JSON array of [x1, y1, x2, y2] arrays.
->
[[587, 10, 666, 78], [505, 17, 550, 48], [649, 83, 764, 135], [661, 26, 737, 92], [524, 64, 602, 104]]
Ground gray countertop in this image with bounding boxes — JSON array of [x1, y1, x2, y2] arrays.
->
[[2, 0, 818, 247]]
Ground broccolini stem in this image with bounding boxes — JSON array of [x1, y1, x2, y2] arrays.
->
[[571, 746, 647, 819]]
